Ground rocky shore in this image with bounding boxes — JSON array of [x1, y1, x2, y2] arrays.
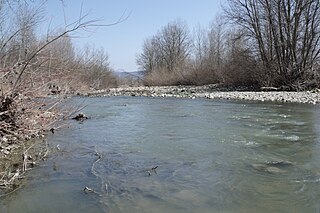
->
[[87, 84, 320, 104]]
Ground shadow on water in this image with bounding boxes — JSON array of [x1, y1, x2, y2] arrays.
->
[[1, 97, 320, 213]]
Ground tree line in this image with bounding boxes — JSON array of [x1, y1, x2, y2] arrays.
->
[[137, 0, 320, 90], [0, 0, 117, 97], [1, 0, 319, 92]]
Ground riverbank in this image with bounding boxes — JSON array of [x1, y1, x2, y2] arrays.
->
[[0, 95, 64, 195], [87, 84, 320, 104]]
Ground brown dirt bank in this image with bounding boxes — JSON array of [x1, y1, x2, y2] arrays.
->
[[0, 95, 65, 195]]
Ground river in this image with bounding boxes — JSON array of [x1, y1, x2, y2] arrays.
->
[[1, 96, 320, 213]]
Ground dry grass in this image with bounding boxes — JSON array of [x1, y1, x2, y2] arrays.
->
[[143, 68, 195, 86]]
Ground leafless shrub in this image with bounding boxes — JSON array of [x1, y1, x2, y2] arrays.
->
[[74, 46, 118, 91], [218, 30, 260, 87], [143, 67, 193, 86]]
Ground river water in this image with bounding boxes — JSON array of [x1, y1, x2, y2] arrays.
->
[[1, 97, 320, 213]]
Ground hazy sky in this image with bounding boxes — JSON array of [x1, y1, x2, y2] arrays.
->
[[44, 0, 225, 72]]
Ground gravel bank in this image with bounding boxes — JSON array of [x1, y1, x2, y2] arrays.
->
[[87, 85, 320, 104]]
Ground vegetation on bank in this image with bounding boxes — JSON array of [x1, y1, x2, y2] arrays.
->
[[137, 0, 320, 91], [0, 0, 119, 193]]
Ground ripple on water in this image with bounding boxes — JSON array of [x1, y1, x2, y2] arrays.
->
[[2, 97, 320, 213], [233, 140, 259, 147], [284, 135, 300, 142]]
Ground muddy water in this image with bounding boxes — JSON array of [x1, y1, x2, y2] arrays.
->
[[1, 97, 320, 213]]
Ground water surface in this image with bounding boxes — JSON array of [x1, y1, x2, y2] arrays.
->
[[1, 97, 320, 213]]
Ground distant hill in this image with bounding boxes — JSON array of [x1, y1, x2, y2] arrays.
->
[[113, 71, 146, 79]]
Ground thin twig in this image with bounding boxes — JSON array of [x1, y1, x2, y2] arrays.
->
[[0, 183, 24, 198]]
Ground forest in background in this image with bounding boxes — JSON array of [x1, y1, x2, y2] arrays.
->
[[137, 0, 320, 91], [1, 0, 319, 94]]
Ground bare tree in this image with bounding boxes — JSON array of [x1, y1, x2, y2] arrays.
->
[[193, 24, 209, 67], [136, 37, 158, 73], [222, 30, 259, 86], [77, 46, 116, 90], [189, 17, 227, 84], [137, 20, 192, 73], [225, 0, 320, 88], [207, 16, 226, 71], [0, 1, 45, 94], [158, 20, 191, 72]]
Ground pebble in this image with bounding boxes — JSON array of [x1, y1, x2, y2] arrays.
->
[[87, 85, 320, 104], [1, 136, 8, 143], [265, 166, 286, 174]]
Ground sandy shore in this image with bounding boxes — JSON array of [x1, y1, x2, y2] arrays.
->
[[87, 85, 320, 104]]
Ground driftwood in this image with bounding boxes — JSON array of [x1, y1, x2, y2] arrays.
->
[[146, 166, 158, 176], [260, 87, 279, 91], [72, 113, 89, 121]]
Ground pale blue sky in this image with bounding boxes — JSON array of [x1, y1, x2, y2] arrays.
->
[[44, 0, 225, 71]]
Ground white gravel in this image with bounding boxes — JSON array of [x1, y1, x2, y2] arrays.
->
[[87, 85, 320, 104]]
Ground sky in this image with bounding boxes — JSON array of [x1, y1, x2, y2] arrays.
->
[[43, 0, 226, 72]]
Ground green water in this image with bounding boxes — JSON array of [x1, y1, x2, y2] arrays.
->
[[1, 97, 320, 213]]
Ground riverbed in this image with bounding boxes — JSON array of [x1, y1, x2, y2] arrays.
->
[[1, 96, 320, 212], [88, 85, 320, 104]]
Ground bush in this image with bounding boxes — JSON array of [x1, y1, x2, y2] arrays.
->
[[221, 49, 261, 87], [143, 68, 193, 86]]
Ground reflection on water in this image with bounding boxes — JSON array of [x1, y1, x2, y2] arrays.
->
[[1, 97, 320, 213]]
